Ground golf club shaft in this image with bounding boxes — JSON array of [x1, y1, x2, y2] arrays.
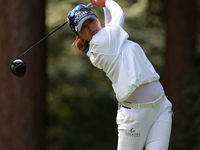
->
[[18, 21, 68, 59], [17, 2, 94, 59], [86, 2, 94, 8]]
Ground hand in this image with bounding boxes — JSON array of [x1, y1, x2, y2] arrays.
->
[[90, 0, 107, 8]]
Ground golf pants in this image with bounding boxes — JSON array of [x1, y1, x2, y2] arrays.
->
[[117, 92, 173, 150]]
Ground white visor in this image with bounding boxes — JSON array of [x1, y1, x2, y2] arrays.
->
[[76, 15, 97, 32]]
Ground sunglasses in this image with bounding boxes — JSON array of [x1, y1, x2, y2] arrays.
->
[[68, 5, 86, 19]]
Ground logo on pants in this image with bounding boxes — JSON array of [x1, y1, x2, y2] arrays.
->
[[125, 128, 140, 137]]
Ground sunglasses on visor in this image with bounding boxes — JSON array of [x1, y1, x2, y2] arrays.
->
[[68, 5, 86, 19]]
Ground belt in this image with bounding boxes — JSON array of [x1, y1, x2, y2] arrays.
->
[[121, 93, 165, 109]]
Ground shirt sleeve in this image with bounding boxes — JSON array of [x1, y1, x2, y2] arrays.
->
[[103, 0, 125, 27]]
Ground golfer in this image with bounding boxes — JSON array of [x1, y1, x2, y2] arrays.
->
[[67, 0, 173, 149]]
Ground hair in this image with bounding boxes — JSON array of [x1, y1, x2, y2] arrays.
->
[[72, 34, 88, 52]]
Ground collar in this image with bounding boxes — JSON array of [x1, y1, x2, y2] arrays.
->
[[83, 43, 90, 54]]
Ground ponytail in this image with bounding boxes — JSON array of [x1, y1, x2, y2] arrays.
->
[[72, 35, 88, 52]]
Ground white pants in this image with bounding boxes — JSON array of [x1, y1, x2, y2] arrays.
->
[[117, 93, 173, 150]]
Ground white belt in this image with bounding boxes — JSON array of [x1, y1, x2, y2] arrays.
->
[[121, 93, 165, 109]]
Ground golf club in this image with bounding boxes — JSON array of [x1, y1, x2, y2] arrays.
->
[[10, 2, 94, 77]]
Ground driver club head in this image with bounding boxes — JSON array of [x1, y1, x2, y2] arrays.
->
[[10, 59, 26, 77]]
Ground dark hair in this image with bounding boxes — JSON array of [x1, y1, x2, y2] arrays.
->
[[72, 34, 88, 51]]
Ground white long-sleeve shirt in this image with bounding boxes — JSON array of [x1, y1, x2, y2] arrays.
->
[[87, 0, 160, 102], [103, 0, 125, 27]]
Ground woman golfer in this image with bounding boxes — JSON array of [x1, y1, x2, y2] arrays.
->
[[67, 0, 173, 149]]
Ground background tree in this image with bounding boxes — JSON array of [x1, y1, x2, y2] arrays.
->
[[164, 0, 200, 150], [164, 0, 196, 106], [0, 0, 46, 149]]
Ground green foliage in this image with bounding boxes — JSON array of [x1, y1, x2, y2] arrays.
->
[[47, 65, 118, 149], [169, 62, 200, 150]]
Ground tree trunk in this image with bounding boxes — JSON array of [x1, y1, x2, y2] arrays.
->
[[164, 0, 197, 149], [0, 0, 46, 150], [164, 0, 196, 106]]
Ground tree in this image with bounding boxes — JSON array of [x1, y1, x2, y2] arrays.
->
[[164, 0, 196, 103], [0, 0, 46, 149], [164, 0, 198, 149]]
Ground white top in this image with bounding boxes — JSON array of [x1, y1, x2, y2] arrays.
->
[[86, 0, 160, 102], [103, 0, 125, 27]]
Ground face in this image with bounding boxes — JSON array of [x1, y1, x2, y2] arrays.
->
[[78, 18, 102, 42]]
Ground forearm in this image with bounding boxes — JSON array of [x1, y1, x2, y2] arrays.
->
[[103, 0, 125, 27]]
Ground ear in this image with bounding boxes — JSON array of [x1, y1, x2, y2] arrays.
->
[[96, 17, 102, 27]]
